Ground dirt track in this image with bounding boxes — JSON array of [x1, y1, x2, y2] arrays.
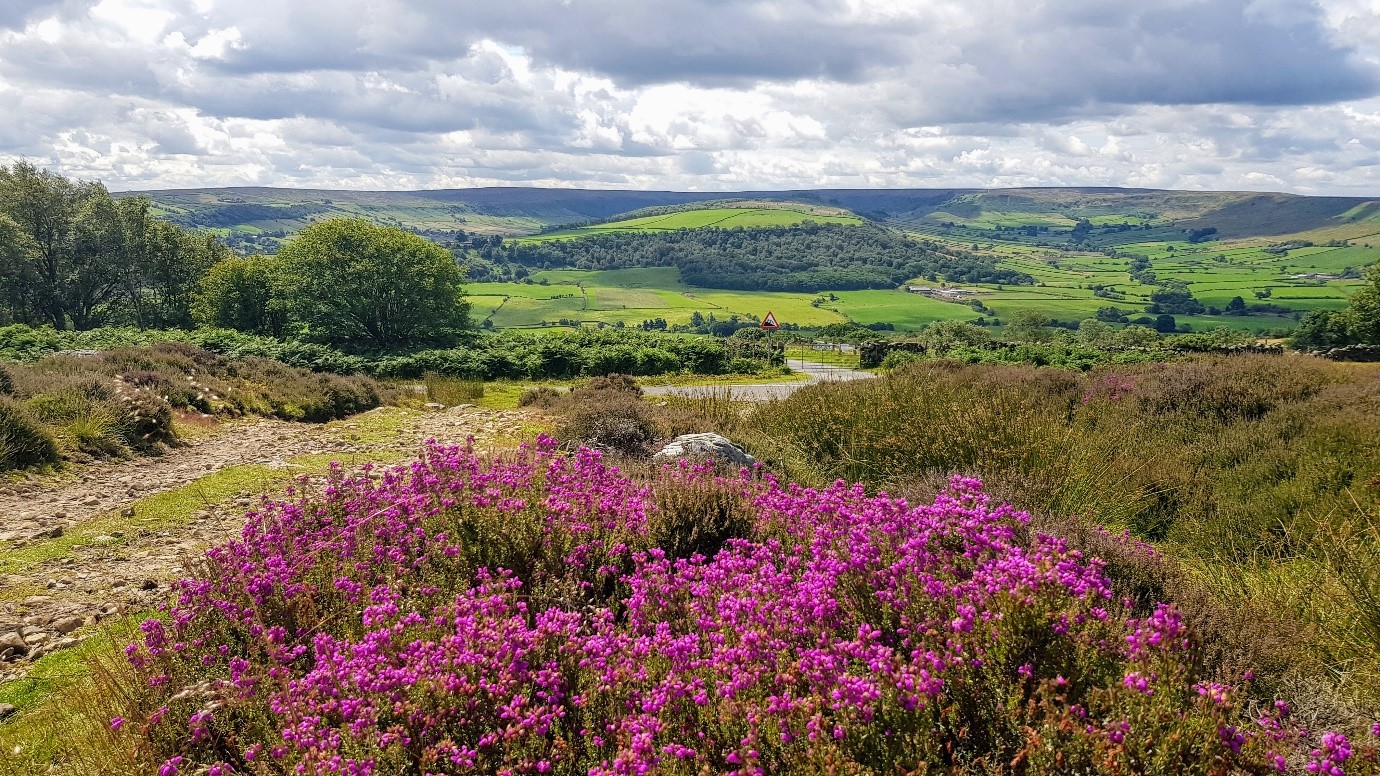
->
[[0, 406, 535, 679], [642, 358, 876, 400]]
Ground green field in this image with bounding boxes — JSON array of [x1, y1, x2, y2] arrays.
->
[[466, 243, 1365, 333], [826, 290, 982, 328], [516, 205, 864, 243], [469, 268, 853, 329], [133, 185, 1375, 335]]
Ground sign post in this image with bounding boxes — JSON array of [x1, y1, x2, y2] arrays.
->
[[760, 311, 780, 368]]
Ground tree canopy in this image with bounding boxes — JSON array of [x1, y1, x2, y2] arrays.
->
[[487, 223, 1033, 291], [0, 162, 227, 329], [275, 218, 470, 347], [1292, 263, 1380, 349]]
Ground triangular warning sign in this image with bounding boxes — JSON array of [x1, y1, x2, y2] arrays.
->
[[760, 311, 779, 330]]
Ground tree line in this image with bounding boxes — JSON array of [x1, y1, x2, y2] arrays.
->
[[487, 223, 1035, 291], [0, 162, 229, 330], [0, 164, 470, 349]]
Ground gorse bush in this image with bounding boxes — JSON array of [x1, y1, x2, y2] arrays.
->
[[106, 440, 1380, 774]]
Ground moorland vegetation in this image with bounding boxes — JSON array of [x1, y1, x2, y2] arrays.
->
[[39, 352, 1380, 774]]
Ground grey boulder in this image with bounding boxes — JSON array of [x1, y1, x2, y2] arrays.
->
[[653, 433, 756, 468]]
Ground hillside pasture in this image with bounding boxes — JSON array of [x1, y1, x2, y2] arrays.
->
[[517, 205, 864, 243], [827, 289, 982, 328], [469, 269, 853, 329]]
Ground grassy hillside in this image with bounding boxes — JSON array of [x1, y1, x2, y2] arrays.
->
[[118, 184, 1379, 334], [122, 184, 1380, 248], [469, 268, 850, 329], [516, 202, 864, 243]]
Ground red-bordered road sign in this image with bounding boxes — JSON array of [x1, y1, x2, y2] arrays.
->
[[760, 311, 779, 330]]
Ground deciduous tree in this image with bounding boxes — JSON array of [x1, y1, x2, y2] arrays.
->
[[275, 218, 469, 347]]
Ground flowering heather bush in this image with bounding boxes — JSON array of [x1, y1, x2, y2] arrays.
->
[[114, 439, 1380, 774]]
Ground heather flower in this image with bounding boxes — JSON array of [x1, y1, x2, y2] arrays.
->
[[109, 440, 1363, 775], [1307, 731, 1351, 776]]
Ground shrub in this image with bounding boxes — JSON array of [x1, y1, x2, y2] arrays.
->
[[581, 373, 641, 395], [879, 349, 923, 370], [517, 385, 563, 408], [555, 388, 657, 456], [113, 384, 177, 450], [0, 363, 13, 395], [726, 356, 762, 374], [646, 461, 757, 561], [0, 396, 58, 470], [107, 441, 1380, 775]]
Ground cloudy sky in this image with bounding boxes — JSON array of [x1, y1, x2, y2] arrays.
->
[[2, 0, 1380, 195]]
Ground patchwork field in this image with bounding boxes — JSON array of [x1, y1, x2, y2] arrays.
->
[[468, 229, 1370, 333], [470, 268, 855, 329]]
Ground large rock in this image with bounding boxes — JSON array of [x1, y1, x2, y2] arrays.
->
[[653, 433, 756, 468], [0, 629, 28, 659]]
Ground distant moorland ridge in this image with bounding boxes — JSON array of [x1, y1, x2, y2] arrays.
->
[[119, 185, 1380, 240]]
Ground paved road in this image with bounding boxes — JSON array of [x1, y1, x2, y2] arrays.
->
[[643, 359, 876, 401]]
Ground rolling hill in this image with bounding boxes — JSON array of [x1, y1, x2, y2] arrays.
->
[[115, 184, 1379, 335], [121, 184, 1380, 245]]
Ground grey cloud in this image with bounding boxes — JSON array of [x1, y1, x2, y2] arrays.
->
[[877, 0, 1379, 125], [201, 0, 918, 85], [0, 0, 92, 30]]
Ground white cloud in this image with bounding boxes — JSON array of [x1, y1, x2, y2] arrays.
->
[[0, 0, 1378, 194]]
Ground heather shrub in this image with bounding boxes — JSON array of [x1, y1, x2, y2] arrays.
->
[[581, 373, 642, 395], [0, 363, 13, 395], [1130, 355, 1336, 423], [739, 354, 1380, 719], [105, 440, 1380, 775], [113, 384, 177, 450], [553, 386, 657, 457], [0, 396, 58, 470], [219, 356, 380, 421], [517, 385, 563, 408], [645, 460, 757, 561]]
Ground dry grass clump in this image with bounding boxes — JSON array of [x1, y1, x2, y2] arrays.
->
[[421, 372, 484, 406]]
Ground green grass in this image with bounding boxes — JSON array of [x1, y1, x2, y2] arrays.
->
[[0, 614, 147, 772], [470, 269, 849, 329], [0, 464, 289, 576], [516, 205, 863, 243], [465, 215, 1375, 333], [826, 289, 981, 329]]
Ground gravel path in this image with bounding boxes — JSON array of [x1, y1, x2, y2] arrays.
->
[[0, 405, 537, 678], [642, 358, 876, 401]]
